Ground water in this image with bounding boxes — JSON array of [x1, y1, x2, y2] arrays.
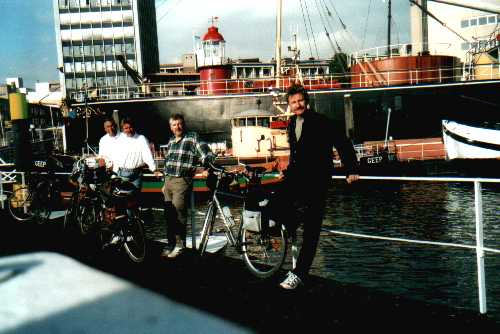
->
[[318, 180, 500, 317], [143, 180, 500, 318]]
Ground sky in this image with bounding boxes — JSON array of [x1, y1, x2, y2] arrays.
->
[[0, 0, 413, 89]]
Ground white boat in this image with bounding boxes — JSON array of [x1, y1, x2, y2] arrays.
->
[[442, 120, 500, 159]]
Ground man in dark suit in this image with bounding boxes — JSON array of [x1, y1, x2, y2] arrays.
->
[[279, 84, 359, 289]]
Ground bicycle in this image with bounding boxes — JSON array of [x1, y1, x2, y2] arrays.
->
[[8, 153, 74, 223], [64, 156, 109, 235], [198, 164, 289, 278], [64, 156, 146, 262]]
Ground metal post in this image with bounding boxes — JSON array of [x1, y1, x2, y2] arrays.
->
[[191, 190, 196, 250], [474, 181, 487, 314]]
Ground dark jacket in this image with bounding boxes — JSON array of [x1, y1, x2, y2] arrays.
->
[[286, 110, 358, 182]]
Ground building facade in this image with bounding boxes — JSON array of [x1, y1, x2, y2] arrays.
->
[[411, 1, 500, 62], [53, 0, 159, 100]]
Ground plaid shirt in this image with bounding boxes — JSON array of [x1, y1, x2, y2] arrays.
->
[[163, 132, 215, 177]]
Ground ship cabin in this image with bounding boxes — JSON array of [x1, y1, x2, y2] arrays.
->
[[230, 110, 290, 159]]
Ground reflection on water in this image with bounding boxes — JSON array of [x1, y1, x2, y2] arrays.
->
[[143, 181, 500, 318]]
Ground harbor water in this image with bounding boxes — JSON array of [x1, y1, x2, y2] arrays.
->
[[143, 179, 500, 319]]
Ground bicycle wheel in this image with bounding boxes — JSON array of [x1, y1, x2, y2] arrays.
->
[[78, 200, 97, 235], [63, 192, 79, 230], [198, 202, 215, 256], [242, 224, 288, 278], [123, 216, 146, 263], [8, 186, 50, 222]]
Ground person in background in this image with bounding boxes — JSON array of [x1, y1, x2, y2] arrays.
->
[[277, 84, 359, 290], [98, 117, 121, 170], [160, 113, 215, 259], [114, 117, 157, 190]]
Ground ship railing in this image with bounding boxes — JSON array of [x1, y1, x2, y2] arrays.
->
[[329, 175, 500, 315], [353, 140, 446, 161], [72, 63, 500, 102], [350, 42, 454, 63]]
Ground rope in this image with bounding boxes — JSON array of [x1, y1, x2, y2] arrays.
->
[[313, 0, 340, 55], [361, 0, 373, 50], [321, 228, 500, 254], [299, 0, 314, 59], [302, 0, 320, 59]]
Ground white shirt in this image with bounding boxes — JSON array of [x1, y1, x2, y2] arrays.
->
[[114, 133, 156, 172], [98, 132, 122, 170]]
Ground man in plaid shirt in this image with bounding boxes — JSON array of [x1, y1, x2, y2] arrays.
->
[[161, 113, 215, 258]]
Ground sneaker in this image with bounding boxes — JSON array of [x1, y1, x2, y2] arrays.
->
[[160, 247, 173, 258], [167, 246, 185, 258], [279, 271, 302, 290]]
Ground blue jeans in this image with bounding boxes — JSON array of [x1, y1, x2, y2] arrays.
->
[[117, 168, 142, 191]]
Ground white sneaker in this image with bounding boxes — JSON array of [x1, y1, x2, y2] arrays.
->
[[279, 271, 302, 290], [167, 246, 185, 258]]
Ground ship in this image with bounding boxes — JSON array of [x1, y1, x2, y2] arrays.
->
[[64, 0, 500, 155]]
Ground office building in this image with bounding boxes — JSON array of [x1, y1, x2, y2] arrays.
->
[[53, 0, 159, 99]]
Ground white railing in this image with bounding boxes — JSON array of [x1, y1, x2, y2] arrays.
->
[[350, 42, 454, 62], [330, 175, 500, 314], [70, 62, 500, 102]]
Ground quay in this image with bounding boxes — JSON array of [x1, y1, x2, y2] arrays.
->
[[1, 209, 499, 332]]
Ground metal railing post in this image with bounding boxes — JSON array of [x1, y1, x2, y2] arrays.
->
[[191, 190, 196, 250], [474, 180, 487, 314]]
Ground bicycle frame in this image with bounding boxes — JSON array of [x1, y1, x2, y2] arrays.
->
[[209, 188, 245, 247]]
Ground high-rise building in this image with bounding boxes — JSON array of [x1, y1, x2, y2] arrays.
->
[[53, 0, 159, 100]]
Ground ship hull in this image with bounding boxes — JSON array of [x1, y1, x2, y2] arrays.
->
[[70, 79, 500, 150]]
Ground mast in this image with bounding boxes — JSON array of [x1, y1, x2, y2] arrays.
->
[[387, 0, 392, 56], [275, 0, 282, 88], [421, 0, 429, 53]]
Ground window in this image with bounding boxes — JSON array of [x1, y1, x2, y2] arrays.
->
[[93, 44, 103, 56], [64, 62, 74, 73], [63, 46, 72, 57], [106, 60, 114, 71], [470, 18, 477, 26], [83, 45, 92, 57], [257, 117, 270, 128], [247, 118, 256, 126], [461, 20, 469, 28], [479, 17, 487, 25], [73, 45, 82, 57], [488, 16, 496, 24], [104, 44, 114, 56], [65, 78, 75, 89], [461, 42, 470, 50], [75, 62, 83, 72], [95, 61, 103, 72], [85, 61, 94, 72], [238, 119, 245, 127]]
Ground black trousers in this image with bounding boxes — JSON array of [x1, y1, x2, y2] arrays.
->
[[272, 176, 328, 279]]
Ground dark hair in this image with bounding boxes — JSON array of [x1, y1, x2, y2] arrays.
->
[[103, 117, 116, 126], [169, 113, 185, 126], [286, 84, 310, 104], [121, 116, 134, 127]]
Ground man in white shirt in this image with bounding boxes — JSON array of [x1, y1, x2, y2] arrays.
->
[[114, 117, 157, 190], [98, 118, 121, 170]]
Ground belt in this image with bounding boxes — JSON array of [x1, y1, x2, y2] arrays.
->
[[118, 167, 142, 173]]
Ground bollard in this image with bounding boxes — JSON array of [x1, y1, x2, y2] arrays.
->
[[8, 92, 32, 172]]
